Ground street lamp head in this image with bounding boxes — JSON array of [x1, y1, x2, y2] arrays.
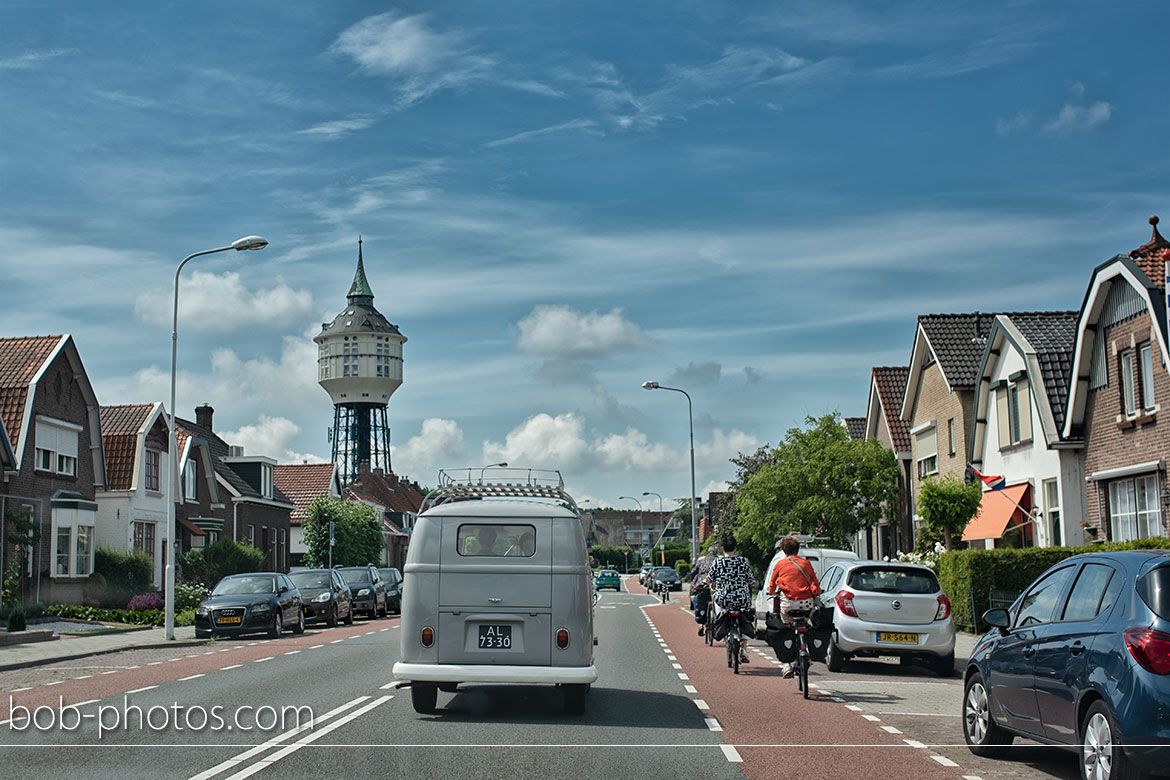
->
[[232, 235, 268, 251], [641, 381, 659, 390]]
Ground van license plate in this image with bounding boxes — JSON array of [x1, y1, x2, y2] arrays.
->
[[878, 632, 917, 643], [478, 624, 512, 649]]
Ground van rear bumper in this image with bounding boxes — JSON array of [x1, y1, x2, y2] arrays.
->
[[393, 662, 598, 685]]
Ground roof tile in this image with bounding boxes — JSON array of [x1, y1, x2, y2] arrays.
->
[[1129, 216, 1169, 289], [0, 335, 64, 452], [872, 366, 911, 452], [273, 463, 336, 523]]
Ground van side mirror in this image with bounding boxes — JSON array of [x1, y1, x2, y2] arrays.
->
[[983, 608, 1011, 633]]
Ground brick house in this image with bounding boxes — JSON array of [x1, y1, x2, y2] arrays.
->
[[174, 404, 295, 572], [1064, 218, 1170, 542], [0, 335, 106, 605], [863, 365, 913, 556], [966, 312, 1085, 548], [901, 314, 997, 542], [273, 462, 340, 567], [344, 465, 425, 571]]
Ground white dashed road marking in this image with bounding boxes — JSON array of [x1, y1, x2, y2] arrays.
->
[[720, 744, 743, 762]]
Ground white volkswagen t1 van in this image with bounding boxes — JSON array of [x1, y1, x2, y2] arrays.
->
[[393, 468, 597, 715]]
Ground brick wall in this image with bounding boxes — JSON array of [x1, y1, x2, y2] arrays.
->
[[1082, 310, 1170, 538], [236, 502, 292, 572], [909, 361, 973, 519]]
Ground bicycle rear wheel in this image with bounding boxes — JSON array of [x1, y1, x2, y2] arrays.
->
[[731, 635, 740, 674], [704, 611, 714, 646], [799, 653, 810, 699]]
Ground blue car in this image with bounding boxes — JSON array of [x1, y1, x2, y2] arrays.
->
[[962, 550, 1169, 780]]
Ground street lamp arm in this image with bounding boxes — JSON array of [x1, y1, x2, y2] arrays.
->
[[641, 380, 698, 571]]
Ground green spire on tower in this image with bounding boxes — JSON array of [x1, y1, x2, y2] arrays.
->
[[347, 236, 375, 301]]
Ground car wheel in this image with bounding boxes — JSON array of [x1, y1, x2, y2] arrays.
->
[[564, 684, 587, 716], [963, 672, 1013, 757], [344, 605, 354, 625], [825, 637, 847, 673], [379, 601, 388, 618], [267, 613, 281, 639], [327, 605, 338, 627], [411, 684, 438, 714], [934, 652, 956, 677], [1081, 700, 1141, 780], [293, 611, 305, 635]]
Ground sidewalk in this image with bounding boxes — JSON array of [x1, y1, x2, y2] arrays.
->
[[0, 625, 202, 672]]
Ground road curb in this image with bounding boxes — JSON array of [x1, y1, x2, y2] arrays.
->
[[0, 639, 208, 673]]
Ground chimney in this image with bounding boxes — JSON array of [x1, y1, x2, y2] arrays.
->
[[358, 460, 371, 476], [373, 467, 384, 478], [196, 404, 214, 431]]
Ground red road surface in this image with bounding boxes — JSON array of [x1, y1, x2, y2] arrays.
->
[[629, 577, 967, 780]]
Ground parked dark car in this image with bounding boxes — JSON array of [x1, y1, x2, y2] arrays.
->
[[290, 568, 354, 627], [194, 572, 305, 639], [378, 567, 403, 615], [650, 567, 682, 592], [962, 550, 1170, 780], [337, 564, 387, 619]]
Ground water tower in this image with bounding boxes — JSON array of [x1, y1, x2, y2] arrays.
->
[[315, 239, 406, 487]]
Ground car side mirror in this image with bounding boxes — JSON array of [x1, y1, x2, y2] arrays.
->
[[983, 608, 1011, 633]]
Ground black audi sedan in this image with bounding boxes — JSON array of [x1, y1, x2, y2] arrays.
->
[[195, 572, 305, 639], [378, 567, 403, 614], [336, 564, 387, 619], [290, 568, 354, 627]]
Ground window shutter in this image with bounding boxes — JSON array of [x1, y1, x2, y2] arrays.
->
[[35, 420, 59, 452], [57, 428, 78, 458], [916, 426, 937, 458], [1017, 382, 1032, 441], [995, 388, 1010, 447]]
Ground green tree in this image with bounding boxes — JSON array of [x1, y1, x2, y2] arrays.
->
[[917, 474, 982, 551], [3, 508, 41, 607], [735, 412, 899, 552], [177, 538, 266, 589], [303, 497, 384, 568]]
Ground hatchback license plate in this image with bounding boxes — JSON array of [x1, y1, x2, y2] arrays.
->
[[216, 616, 242, 625], [478, 624, 512, 649], [878, 631, 917, 643]]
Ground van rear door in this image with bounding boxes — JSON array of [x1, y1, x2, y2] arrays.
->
[[437, 517, 553, 666]]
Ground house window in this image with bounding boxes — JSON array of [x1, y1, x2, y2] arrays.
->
[[947, 419, 956, 456], [133, 521, 156, 564], [1139, 343, 1156, 413], [1043, 479, 1062, 547], [261, 463, 273, 499], [50, 507, 96, 578], [1108, 474, 1162, 542], [35, 417, 79, 476], [184, 460, 197, 502], [145, 449, 161, 492], [915, 426, 938, 479], [248, 524, 255, 546], [1121, 349, 1136, 417], [996, 379, 1032, 448], [279, 528, 286, 569], [342, 337, 359, 377]]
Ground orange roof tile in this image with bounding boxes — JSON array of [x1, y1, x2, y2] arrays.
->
[[100, 404, 156, 491], [0, 335, 64, 453], [1129, 216, 1169, 289], [274, 463, 337, 523]]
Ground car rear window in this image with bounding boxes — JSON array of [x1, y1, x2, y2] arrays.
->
[[1138, 565, 1170, 620], [847, 566, 939, 594], [457, 524, 536, 557], [339, 569, 371, 584]]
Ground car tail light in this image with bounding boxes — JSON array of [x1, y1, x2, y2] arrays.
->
[[1125, 628, 1170, 675], [935, 594, 951, 621], [420, 626, 434, 648], [556, 628, 570, 649], [836, 590, 858, 617]]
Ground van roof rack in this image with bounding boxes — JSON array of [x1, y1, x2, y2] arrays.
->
[[420, 467, 577, 513]]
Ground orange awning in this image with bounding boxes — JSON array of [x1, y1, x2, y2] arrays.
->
[[962, 483, 1031, 541]]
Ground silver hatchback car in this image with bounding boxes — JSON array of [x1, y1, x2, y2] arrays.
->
[[819, 560, 956, 676], [393, 468, 598, 715]]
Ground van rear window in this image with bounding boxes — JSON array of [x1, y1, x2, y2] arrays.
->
[[1138, 566, 1170, 620], [458, 524, 536, 557]]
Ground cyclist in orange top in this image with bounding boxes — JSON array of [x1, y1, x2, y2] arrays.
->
[[767, 535, 823, 677]]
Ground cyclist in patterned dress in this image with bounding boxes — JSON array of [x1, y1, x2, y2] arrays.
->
[[710, 536, 753, 664]]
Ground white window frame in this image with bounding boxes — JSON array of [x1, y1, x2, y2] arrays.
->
[[261, 463, 273, 499], [35, 417, 80, 476], [1121, 349, 1137, 417], [1043, 478, 1062, 547], [144, 448, 161, 492], [915, 425, 938, 479], [1138, 342, 1156, 413], [50, 507, 96, 578], [996, 378, 1033, 448], [1109, 474, 1163, 542], [184, 459, 198, 503]]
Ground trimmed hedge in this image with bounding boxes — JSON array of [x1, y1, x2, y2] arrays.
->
[[45, 604, 197, 628], [939, 538, 1170, 631]]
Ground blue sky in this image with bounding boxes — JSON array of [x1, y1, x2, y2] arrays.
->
[[2, 1, 1166, 509]]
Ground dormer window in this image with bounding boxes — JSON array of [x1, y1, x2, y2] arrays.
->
[[261, 463, 273, 499], [995, 375, 1032, 448], [184, 459, 198, 502], [144, 448, 161, 492], [35, 417, 79, 476]]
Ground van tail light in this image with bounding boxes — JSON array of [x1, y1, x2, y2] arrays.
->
[[556, 628, 570, 649], [420, 626, 435, 648], [935, 594, 952, 621], [836, 590, 858, 618], [1125, 628, 1170, 675]]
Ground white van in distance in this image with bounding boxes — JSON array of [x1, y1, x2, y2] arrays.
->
[[393, 468, 598, 715]]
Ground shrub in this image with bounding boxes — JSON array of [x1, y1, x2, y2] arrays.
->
[[180, 538, 267, 589], [94, 547, 154, 594], [175, 583, 210, 611], [126, 592, 164, 611], [675, 561, 692, 580], [175, 609, 195, 628], [6, 603, 26, 632], [46, 604, 166, 626], [939, 538, 1170, 631]]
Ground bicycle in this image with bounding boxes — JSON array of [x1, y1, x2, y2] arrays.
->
[[725, 610, 743, 673], [788, 609, 812, 698]]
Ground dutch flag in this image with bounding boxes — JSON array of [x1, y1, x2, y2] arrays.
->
[[967, 464, 1005, 490]]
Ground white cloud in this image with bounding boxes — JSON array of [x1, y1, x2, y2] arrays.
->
[[481, 413, 591, 471], [517, 305, 657, 359], [297, 117, 377, 140], [594, 429, 677, 472], [701, 480, 730, 500], [135, 271, 314, 332], [0, 48, 73, 69], [485, 119, 600, 149], [219, 414, 327, 464], [391, 418, 468, 480], [1044, 101, 1112, 133], [669, 361, 722, 386], [996, 111, 1030, 136]]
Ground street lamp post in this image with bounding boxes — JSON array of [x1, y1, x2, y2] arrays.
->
[[165, 235, 268, 640], [642, 381, 698, 569], [618, 495, 643, 512]]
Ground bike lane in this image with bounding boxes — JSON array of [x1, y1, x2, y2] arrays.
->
[[641, 590, 971, 780]]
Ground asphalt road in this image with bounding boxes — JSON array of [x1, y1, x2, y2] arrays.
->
[[0, 578, 1086, 780]]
